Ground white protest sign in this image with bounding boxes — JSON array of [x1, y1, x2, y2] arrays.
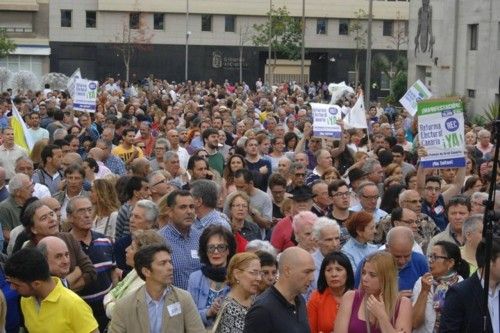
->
[[344, 96, 368, 129], [417, 98, 465, 168], [73, 78, 98, 112], [311, 103, 342, 139], [399, 80, 432, 116], [67, 68, 81, 98]]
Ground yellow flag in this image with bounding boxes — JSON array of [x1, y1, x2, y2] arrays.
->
[[10, 103, 34, 152]]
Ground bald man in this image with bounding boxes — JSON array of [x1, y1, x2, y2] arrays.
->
[[244, 247, 315, 333], [61, 152, 83, 172], [354, 226, 429, 295], [130, 157, 151, 178], [37, 236, 71, 286]]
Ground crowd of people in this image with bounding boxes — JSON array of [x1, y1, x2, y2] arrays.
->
[[0, 76, 497, 333]]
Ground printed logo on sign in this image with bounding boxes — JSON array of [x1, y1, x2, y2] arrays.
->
[[441, 109, 455, 117], [445, 118, 459, 132], [328, 107, 338, 115], [88, 82, 97, 90]]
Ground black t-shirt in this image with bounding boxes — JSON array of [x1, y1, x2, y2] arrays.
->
[[244, 286, 310, 333], [246, 158, 272, 192]]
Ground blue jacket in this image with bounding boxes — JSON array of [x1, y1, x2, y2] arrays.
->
[[187, 270, 230, 326]]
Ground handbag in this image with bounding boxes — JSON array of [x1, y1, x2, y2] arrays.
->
[[209, 300, 229, 333]]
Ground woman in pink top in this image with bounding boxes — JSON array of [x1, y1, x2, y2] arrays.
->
[[334, 251, 412, 333]]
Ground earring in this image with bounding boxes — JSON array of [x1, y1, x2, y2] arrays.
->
[[236, 280, 240, 284]]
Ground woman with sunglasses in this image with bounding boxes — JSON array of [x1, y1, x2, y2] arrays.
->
[[188, 225, 237, 328], [412, 241, 469, 332]]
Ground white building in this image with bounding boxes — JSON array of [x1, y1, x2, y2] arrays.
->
[[407, 0, 500, 116]]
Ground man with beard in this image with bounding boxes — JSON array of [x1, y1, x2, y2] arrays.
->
[[203, 128, 224, 176]]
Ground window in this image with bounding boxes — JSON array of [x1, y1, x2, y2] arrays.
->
[[383, 20, 393, 36], [225, 16, 235, 32], [339, 19, 349, 35], [316, 19, 327, 35], [469, 24, 478, 50], [130, 13, 140, 29], [380, 72, 391, 91], [154, 13, 165, 30], [86, 11, 96, 28], [202, 15, 212, 31], [61, 10, 72, 28], [467, 89, 476, 98]]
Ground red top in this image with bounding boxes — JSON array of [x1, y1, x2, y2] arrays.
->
[[270, 216, 295, 252], [307, 288, 339, 333], [234, 231, 248, 253]]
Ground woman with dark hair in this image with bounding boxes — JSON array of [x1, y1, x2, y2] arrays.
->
[[268, 136, 286, 172], [461, 175, 483, 198], [83, 157, 99, 183], [114, 176, 150, 239], [222, 154, 247, 195], [187, 225, 237, 328], [412, 240, 469, 332], [405, 170, 418, 190], [307, 252, 355, 333], [284, 132, 299, 152], [380, 184, 406, 213]]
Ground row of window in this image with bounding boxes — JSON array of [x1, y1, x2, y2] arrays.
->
[[60, 10, 235, 32], [60, 10, 406, 37]]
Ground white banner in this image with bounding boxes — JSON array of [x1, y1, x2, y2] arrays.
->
[[344, 96, 368, 129], [73, 78, 98, 112], [311, 103, 342, 139], [399, 79, 432, 116]]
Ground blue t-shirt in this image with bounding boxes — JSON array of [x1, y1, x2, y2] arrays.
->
[[421, 194, 448, 231], [355, 251, 429, 291]]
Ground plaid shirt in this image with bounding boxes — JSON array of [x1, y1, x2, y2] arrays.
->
[[159, 224, 202, 290]]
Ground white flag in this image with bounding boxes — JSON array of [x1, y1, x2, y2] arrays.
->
[[345, 96, 368, 129], [67, 68, 82, 98]]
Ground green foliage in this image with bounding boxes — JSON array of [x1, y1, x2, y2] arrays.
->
[[472, 103, 500, 126], [350, 9, 368, 49], [392, 71, 407, 103], [252, 6, 302, 60], [0, 29, 16, 58]]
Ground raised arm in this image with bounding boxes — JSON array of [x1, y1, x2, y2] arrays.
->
[[442, 166, 465, 204]]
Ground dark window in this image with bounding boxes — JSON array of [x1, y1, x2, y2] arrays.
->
[[154, 13, 165, 30], [130, 13, 140, 29], [468, 89, 476, 98], [383, 20, 393, 36], [61, 10, 72, 28], [202, 15, 212, 32], [86, 11, 96, 28], [316, 19, 327, 34], [225, 16, 236, 32], [469, 24, 478, 50], [339, 19, 349, 35]]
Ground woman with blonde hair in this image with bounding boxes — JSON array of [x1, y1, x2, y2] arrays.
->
[[90, 179, 120, 240], [334, 251, 412, 333], [214, 252, 262, 333]]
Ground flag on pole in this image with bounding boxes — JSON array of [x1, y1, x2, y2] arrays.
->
[[344, 95, 368, 129], [11, 103, 34, 152], [67, 68, 82, 98]]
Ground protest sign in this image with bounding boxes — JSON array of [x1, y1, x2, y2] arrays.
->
[[67, 68, 81, 98], [73, 78, 98, 112], [400, 80, 432, 116], [417, 98, 465, 168], [344, 95, 368, 129], [311, 103, 342, 139]]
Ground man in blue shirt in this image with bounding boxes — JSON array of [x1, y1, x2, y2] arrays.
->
[[159, 190, 202, 290], [355, 226, 429, 295]]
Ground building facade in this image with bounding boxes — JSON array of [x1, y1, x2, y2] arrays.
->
[[0, 0, 50, 85], [408, 0, 500, 115], [49, 0, 409, 91]]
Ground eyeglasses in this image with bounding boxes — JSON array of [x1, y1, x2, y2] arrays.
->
[[207, 244, 229, 253], [242, 270, 263, 277], [399, 219, 418, 225], [294, 173, 306, 177], [427, 254, 449, 262], [333, 191, 350, 198], [425, 186, 441, 192], [231, 204, 248, 209], [404, 199, 423, 204], [361, 194, 379, 200], [152, 178, 168, 187]]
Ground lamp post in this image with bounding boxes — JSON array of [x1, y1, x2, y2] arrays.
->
[[268, 0, 272, 86], [300, 0, 305, 85], [365, 0, 373, 105], [185, 0, 190, 82]]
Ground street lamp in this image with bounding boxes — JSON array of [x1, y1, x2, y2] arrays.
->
[[185, 0, 190, 82], [365, 0, 373, 105], [300, 0, 305, 85], [268, 0, 272, 86]]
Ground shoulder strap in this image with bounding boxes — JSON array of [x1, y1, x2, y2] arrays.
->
[[211, 299, 229, 333], [104, 215, 112, 236]]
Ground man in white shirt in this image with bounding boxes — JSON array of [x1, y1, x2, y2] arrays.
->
[[27, 112, 49, 144], [0, 128, 28, 181]]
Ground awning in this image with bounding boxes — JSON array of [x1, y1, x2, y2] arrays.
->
[[11, 45, 51, 56]]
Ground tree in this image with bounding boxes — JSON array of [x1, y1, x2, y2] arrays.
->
[[390, 12, 409, 53], [252, 6, 302, 85], [238, 24, 252, 84], [113, 13, 153, 82], [349, 9, 368, 86], [0, 29, 16, 59]]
